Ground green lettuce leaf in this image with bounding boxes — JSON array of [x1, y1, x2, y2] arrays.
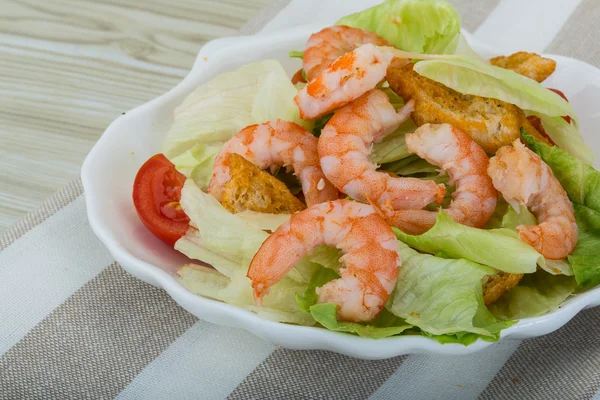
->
[[413, 57, 576, 120], [522, 131, 599, 209], [178, 264, 316, 326], [289, 50, 304, 59], [162, 59, 309, 166], [568, 206, 600, 287], [532, 114, 593, 164], [488, 270, 578, 320], [297, 265, 411, 339], [394, 212, 540, 273], [384, 157, 439, 176], [310, 304, 412, 339], [390, 242, 513, 339], [336, 0, 462, 54], [522, 132, 600, 286], [370, 134, 410, 164], [296, 266, 339, 312], [170, 143, 221, 190]]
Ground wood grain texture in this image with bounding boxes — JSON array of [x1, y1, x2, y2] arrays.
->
[[0, 0, 270, 231]]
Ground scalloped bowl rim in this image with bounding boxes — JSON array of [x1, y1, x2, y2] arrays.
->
[[81, 24, 600, 359]]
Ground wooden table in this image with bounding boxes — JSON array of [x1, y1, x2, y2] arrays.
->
[[0, 0, 270, 232]]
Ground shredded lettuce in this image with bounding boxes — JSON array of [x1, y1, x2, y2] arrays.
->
[[488, 270, 578, 320], [522, 132, 600, 287], [389, 242, 513, 339], [336, 0, 461, 55], [394, 212, 540, 273]]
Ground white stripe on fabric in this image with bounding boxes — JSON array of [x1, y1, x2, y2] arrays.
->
[[0, 196, 113, 355], [593, 388, 600, 400], [369, 340, 521, 400], [474, 0, 584, 54], [115, 322, 276, 400]]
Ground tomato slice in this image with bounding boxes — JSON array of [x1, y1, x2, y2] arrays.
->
[[132, 154, 190, 245], [549, 88, 571, 123]]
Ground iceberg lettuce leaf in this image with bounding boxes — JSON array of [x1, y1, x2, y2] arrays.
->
[[413, 57, 576, 120], [522, 132, 600, 286], [488, 270, 577, 320], [162, 60, 309, 176], [336, 0, 461, 54], [389, 242, 512, 339], [394, 212, 540, 273], [297, 265, 412, 339]]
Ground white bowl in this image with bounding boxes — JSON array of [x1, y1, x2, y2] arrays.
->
[[81, 24, 600, 359]]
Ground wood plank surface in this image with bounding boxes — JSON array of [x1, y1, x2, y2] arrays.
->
[[0, 0, 270, 231]]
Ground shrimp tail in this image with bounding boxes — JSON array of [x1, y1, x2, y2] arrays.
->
[[434, 184, 446, 205]]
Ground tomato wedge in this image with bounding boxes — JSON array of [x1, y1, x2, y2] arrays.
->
[[132, 154, 190, 245], [548, 88, 571, 123]]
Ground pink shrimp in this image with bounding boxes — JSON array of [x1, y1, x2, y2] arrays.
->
[[318, 89, 445, 210], [207, 120, 339, 206], [488, 139, 578, 259], [375, 124, 498, 234], [295, 44, 408, 120], [303, 25, 390, 81], [247, 200, 400, 322]]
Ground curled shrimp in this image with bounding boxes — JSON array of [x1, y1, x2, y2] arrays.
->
[[488, 140, 578, 259], [318, 89, 445, 210], [247, 200, 400, 322], [303, 26, 390, 81], [295, 44, 408, 120], [208, 120, 339, 206], [375, 124, 498, 234]]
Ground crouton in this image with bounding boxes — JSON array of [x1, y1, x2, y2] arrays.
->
[[221, 154, 306, 214], [387, 62, 551, 153], [490, 52, 556, 83], [387, 62, 523, 153], [482, 272, 524, 305]]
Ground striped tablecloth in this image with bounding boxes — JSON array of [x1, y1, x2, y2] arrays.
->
[[2, 1, 600, 399]]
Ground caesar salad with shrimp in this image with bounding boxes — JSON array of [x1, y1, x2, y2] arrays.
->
[[131, 0, 600, 345]]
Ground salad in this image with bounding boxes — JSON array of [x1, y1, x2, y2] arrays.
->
[[131, 0, 600, 345]]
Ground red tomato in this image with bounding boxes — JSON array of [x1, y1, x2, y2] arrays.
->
[[526, 115, 556, 146], [132, 154, 190, 245], [549, 88, 571, 123]]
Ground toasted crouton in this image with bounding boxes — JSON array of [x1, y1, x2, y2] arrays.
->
[[387, 62, 551, 153], [490, 52, 556, 83], [221, 154, 306, 214], [482, 272, 524, 305], [387, 62, 523, 153]]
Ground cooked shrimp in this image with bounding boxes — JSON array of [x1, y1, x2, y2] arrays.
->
[[295, 44, 408, 119], [375, 124, 498, 234], [488, 139, 578, 259], [318, 89, 445, 210], [247, 200, 400, 322], [208, 120, 339, 206], [303, 26, 390, 81]]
